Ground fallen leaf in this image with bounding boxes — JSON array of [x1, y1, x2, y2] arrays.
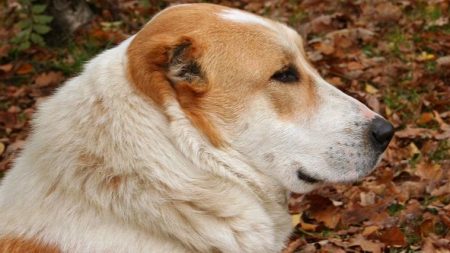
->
[[408, 142, 420, 156], [282, 238, 306, 253], [365, 84, 379, 94], [307, 195, 341, 229], [437, 55, 450, 68], [326, 77, 344, 87], [374, 2, 401, 22], [348, 61, 364, 70], [349, 234, 383, 253], [366, 95, 380, 113], [16, 63, 33, 75], [396, 127, 436, 139], [378, 227, 407, 247], [417, 52, 435, 62], [417, 112, 434, 125], [0, 143, 5, 156], [299, 219, 318, 231], [0, 63, 13, 72], [35, 71, 65, 87], [291, 214, 300, 227], [420, 219, 435, 237], [362, 225, 379, 237], [360, 191, 376, 206], [415, 162, 442, 181]]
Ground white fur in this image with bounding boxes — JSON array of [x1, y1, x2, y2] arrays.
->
[[219, 9, 275, 31], [225, 25, 383, 194]]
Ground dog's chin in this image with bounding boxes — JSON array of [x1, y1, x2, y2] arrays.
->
[[289, 167, 376, 194]]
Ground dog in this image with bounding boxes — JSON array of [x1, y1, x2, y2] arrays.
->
[[0, 3, 394, 253]]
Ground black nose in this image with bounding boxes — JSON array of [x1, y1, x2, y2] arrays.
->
[[369, 117, 394, 151]]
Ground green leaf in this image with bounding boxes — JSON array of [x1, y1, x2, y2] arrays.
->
[[16, 29, 31, 40], [33, 24, 51, 34], [387, 203, 405, 216], [33, 15, 53, 24], [18, 41, 31, 51], [30, 33, 45, 46], [18, 19, 32, 29], [31, 4, 47, 14]]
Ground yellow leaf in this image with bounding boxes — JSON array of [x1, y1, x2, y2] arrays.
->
[[362, 225, 379, 236], [408, 142, 420, 156], [365, 84, 379, 94], [0, 142, 4, 156], [385, 106, 392, 116], [417, 51, 435, 61], [291, 214, 300, 227]]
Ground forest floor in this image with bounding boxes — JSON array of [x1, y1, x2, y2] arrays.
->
[[0, 0, 449, 252]]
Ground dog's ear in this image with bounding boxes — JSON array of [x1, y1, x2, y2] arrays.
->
[[128, 34, 224, 147], [167, 38, 204, 86], [127, 35, 206, 106]]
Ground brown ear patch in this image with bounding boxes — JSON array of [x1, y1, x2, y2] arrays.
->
[[128, 34, 224, 147], [174, 82, 224, 148], [127, 34, 179, 106], [168, 40, 204, 84], [0, 236, 60, 253]]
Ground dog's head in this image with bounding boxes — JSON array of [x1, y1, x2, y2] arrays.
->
[[127, 4, 394, 193]]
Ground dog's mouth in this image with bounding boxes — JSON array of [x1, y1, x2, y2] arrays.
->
[[296, 170, 321, 184]]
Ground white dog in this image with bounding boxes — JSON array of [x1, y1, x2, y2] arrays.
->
[[0, 4, 394, 253]]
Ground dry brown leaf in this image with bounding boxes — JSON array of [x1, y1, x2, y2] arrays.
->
[[349, 234, 383, 253], [396, 126, 436, 139], [0, 63, 13, 73], [366, 95, 380, 113], [16, 63, 33, 75], [35, 72, 65, 88], [415, 162, 442, 181], [326, 77, 344, 87], [378, 227, 407, 247], [307, 195, 341, 229], [374, 2, 401, 22], [282, 238, 306, 253], [348, 61, 364, 70], [420, 219, 435, 237]]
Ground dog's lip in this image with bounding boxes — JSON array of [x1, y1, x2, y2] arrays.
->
[[296, 170, 321, 184]]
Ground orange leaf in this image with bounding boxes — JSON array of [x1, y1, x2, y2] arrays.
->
[[16, 63, 33, 75], [417, 112, 434, 125], [347, 61, 364, 70], [35, 72, 65, 87], [378, 227, 407, 247]]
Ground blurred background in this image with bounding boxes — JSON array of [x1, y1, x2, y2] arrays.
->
[[0, 0, 449, 252]]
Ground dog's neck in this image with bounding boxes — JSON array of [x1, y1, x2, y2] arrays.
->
[[164, 100, 288, 206]]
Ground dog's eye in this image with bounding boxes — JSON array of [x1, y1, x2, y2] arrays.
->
[[271, 66, 299, 83]]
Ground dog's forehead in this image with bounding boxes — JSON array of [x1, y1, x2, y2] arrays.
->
[[218, 9, 276, 31], [147, 4, 301, 51]]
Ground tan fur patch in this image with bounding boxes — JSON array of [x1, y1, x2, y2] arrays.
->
[[0, 236, 60, 253]]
